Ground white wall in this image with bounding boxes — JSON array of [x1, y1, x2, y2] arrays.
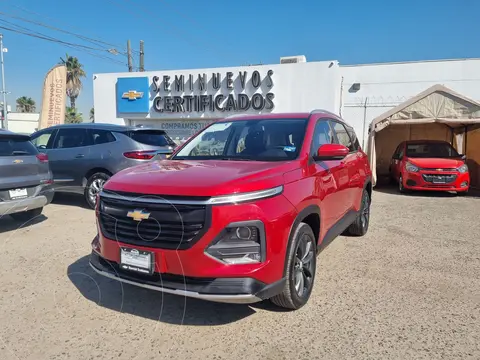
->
[[340, 59, 480, 147], [93, 60, 342, 124], [6, 112, 39, 134]]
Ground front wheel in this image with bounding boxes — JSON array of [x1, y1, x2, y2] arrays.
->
[[270, 222, 316, 310], [85, 172, 110, 209], [398, 175, 406, 193]]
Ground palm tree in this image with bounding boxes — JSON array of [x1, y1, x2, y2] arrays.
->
[[59, 53, 86, 110], [65, 106, 83, 124], [16, 96, 36, 113], [89, 107, 94, 122]]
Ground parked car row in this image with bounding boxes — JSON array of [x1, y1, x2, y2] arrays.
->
[[0, 113, 471, 312]]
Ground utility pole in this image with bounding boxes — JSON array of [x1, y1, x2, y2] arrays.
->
[[139, 40, 144, 72], [127, 40, 133, 72], [0, 34, 8, 129]]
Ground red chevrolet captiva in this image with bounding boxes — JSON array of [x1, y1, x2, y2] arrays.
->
[[90, 110, 373, 310]]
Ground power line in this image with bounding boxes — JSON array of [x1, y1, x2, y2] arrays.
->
[[0, 23, 126, 66], [106, 0, 239, 65], [0, 0, 140, 55]]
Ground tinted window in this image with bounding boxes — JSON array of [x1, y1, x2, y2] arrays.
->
[[174, 118, 308, 161], [31, 129, 56, 149], [129, 130, 176, 147], [311, 120, 334, 154], [330, 121, 355, 152], [0, 137, 38, 156], [54, 128, 89, 149], [90, 129, 116, 145], [406, 142, 459, 158], [347, 128, 360, 151]]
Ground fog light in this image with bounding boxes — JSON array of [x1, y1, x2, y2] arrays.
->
[[461, 181, 468, 187], [205, 221, 266, 265]]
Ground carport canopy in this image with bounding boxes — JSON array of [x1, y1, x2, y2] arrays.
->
[[366, 84, 480, 186]]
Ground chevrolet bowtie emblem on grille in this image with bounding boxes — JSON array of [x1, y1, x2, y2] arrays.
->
[[13, 159, 23, 164], [127, 209, 151, 222], [122, 90, 144, 101], [436, 169, 443, 171]]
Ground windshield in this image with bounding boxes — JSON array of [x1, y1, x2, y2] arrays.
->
[[406, 142, 460, 158], [172, 118, 308, 161]]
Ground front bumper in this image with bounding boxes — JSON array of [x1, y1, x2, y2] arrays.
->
[[89, 250, 285, 304], [0, 188, 54, 216], [402, 170, 470, 192]]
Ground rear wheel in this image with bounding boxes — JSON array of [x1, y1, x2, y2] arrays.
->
[[270, 222, 316, 310], [85, 172, 110, 209], [10, 207, 43, 222], [346, 189, 370, 236]]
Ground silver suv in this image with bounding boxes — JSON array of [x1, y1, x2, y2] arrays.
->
[[29, 123, 176, 209], [0, 130, 54, 221]]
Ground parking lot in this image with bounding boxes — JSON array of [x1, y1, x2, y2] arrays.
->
[[0, 189, 479, 360]]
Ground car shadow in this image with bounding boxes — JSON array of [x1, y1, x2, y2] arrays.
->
[[0, 214, 47, 234], [52, 193, 91, 209], [373, 183, 480, 199], [67, 255, 284, 325]]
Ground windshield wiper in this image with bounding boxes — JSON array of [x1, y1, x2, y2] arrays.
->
[[219, 157, 256, 161]]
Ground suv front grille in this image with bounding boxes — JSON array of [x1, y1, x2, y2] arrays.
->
[[98, 192, 211, 249], [422, 174, 457, 184]]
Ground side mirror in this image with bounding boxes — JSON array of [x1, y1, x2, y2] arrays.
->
[[313, 144, 349, 161]]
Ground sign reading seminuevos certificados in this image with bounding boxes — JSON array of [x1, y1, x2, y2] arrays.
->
[[151, 70, 275, 113]]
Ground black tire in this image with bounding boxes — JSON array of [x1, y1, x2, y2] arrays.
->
[[10, 207, 43, 222], [85, 172, 110, 209], [345, 189, 370, 237], [270, 222, 317, 310], [457, 191, 468, 196], [398, 175, 406, 193]]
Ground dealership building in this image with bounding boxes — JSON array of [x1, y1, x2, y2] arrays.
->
[[93, 56, 480, 148]]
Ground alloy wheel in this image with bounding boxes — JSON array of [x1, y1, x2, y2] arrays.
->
[[293, 234, 315, 298], [360, 192, 370, 230], [88, 178, 106, 205]]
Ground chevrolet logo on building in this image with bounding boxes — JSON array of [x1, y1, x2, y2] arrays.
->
[[127, 209, 151, 222], [122, 90, 144, 101]]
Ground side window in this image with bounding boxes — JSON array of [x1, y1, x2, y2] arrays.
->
[[31, 129, 56, 149], [90, 129, 116, 145], [310, 120, 334, 155], [53, 128, 89, 149], [346, 128, 360, 151], [398, 144, 404, 159], [330, 121, 355, 152]]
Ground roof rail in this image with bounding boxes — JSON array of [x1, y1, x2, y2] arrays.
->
[[310, 109, 339, 117]]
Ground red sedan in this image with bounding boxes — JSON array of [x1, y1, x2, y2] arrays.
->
[[390, 140, 469, 194]]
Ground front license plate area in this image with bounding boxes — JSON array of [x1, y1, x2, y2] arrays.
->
[[432, 176, 446, 184], [9, 188, 28, 199], [120, 247, 154, 275]]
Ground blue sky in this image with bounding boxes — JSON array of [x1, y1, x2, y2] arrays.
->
[[1, 0, 479, 119]]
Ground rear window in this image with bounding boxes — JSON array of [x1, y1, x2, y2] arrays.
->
[[0, 137, 38, 156], [129, 130, 176, 147]]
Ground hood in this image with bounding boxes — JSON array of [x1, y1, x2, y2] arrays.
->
[[105, 160, 294, 197], [407, 157, 464, 169]]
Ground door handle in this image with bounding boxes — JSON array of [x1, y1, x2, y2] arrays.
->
[[75, 154, 85, 158]]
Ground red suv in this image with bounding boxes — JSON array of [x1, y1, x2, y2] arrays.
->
[[90, 111, 372, 310], [390, 140, 469, 194]]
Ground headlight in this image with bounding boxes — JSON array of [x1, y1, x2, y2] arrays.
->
[[205, 220, 266, 265], [405, 162, 419, 172], [207, 186, 283, 205], [457, 164, 468, 173]]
